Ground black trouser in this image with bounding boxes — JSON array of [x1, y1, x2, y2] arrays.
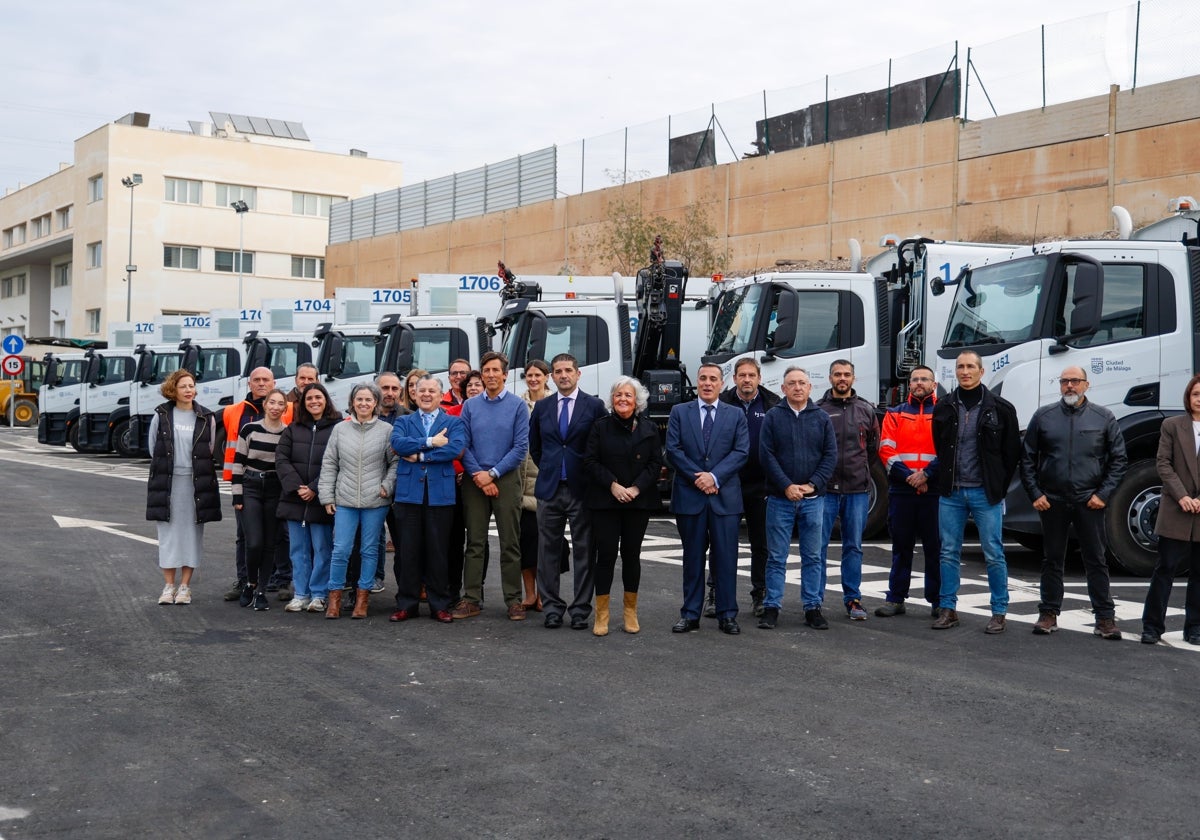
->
[[395, 501, 453, 613], [242, 472, 282, 593], [234, 508, 247, 583], [885, 491, 942, 605], [521, 509, 568, 573], [1038, 501, 1114, 617], [447, 483, 466, 602], [1142, 535, 1200, 636], [592, 508, 650, 596], [706, 487, 767, 599]]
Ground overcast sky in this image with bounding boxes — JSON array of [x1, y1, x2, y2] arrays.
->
[[2, 0, 1183, 196]]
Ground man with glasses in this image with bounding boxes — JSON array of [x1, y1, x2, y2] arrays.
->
[[876, 365, 942, 618], [442, 359, 471, 408], [1019, 366, 1127, 639]]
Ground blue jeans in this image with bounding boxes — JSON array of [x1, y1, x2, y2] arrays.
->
[[938, 487, 1008, 614], [287, 520, 333, 599], [818, 492, 868, 605], [765, 495, 825, 611], [329, 506, 389, 591]]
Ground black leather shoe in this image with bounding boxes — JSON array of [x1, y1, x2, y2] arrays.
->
[[672, 618, 700, 633], [544, 613, 563, 629], [757, 608, 779, 630], [718, 618, 741, 635], [804, 609, 829, 630], [703, 589, 717, 618], [570, 615, 588, 630], [1186, 631, 1200, 645], [1140, 631, 1161, 645]]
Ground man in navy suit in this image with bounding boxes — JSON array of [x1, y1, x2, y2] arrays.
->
[[666, 363, 750, 634], [389, 375, 467, 623], [530, 353, 608, 629]]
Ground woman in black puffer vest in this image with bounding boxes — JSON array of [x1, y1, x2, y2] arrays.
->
[[146, 369, 222, 606]]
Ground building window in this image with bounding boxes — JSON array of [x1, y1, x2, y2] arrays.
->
[[291, 256, 325, 279], [163, 245, 200, 270], [216, 184, 256, 210], [86, 241, 102, 268], [86, 309, 101, 334], [2, 326, 25, 339], [88, 174, 104, 202], [54, 263, 72, 287], [214, 250, 254, 273], [1, 275, 25, 298], [31, 214, 51, 239], [164, 177, 202, 205], [53, 320, 66, 338], [3, 224, 26, 249], [57, 205, 73, 230], [292, 192, 335, 217]]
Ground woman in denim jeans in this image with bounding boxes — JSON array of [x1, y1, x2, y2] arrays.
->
[[319, 383, 397, 620]]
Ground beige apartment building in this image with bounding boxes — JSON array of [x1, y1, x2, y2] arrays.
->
[[0, 113, 404, 340]]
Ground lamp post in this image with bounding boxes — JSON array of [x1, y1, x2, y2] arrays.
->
[[121, 174, 142, 321], [231, 200, 249, 310]]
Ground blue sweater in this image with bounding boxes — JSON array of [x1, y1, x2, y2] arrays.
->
[[459, 389, 529, 477], [759, 400, 838, 497]]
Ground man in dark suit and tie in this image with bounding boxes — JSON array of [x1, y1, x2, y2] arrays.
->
[[389, 375, 467, 623], [529, 353, 607, 630], [666, 363, 750, 634]]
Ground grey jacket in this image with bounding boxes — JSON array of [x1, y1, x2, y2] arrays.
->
[[1019, 398, 1126, 503], [318, 417, 398, 509]]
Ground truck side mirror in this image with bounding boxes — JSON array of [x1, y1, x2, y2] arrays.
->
[[769, 289, 799, 353], [1064, 257, 1105, 338]]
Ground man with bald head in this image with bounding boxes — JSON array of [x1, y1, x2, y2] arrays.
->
[[1020, 365, 1127, 639], [219, 366, 293, 602]]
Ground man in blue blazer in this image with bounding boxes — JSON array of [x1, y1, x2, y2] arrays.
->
[[389, 375, 467, 624], [666, 363, 750, 634], [530, 353, 608, 629]]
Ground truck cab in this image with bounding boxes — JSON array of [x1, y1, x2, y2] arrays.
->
[[74, 347, 137, 453], [38, 352, 90, 448]]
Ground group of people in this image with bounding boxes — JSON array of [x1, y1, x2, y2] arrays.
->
[[144, 348, 1200, 645]]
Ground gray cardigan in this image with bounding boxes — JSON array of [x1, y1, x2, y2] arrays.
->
[[318, 417, 398, 509]]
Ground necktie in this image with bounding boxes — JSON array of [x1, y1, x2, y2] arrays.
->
[[703, 404, 714, 448], [559, 397, 571, 479], [423, 412, 433, 436]]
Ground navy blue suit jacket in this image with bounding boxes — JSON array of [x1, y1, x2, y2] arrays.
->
[[529, 390, 607, 501], [666, 400, 749, 516]]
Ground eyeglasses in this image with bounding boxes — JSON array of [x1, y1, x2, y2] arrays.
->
[[1058, 378, 1086, 386]]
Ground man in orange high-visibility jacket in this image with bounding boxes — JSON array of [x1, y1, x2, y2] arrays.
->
[[875, 365, 940, 618]]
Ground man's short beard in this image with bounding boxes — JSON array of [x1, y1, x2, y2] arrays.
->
[[1062, 393, 1082, 407]]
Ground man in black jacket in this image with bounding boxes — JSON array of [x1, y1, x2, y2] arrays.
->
[[710, 357, 780, 617], [931, 351, 1021, 634], [1020, 365, 1127, 639]]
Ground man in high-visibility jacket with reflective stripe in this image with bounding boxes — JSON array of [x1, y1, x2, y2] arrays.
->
[[875, 365, 941, 618]]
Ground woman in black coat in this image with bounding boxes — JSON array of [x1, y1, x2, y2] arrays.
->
[[584, 375, 663, 636], [276, 382, 342, 613]]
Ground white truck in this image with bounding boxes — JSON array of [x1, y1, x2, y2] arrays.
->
[[934, 206, 1200, 575]]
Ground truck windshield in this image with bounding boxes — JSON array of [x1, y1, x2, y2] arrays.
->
[[942, 256, 1049, 348], [707, 283, 765, 356]]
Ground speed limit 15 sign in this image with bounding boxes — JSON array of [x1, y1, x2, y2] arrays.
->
[[2, 354, 24, 376]]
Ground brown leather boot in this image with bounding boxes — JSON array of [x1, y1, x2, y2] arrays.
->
[[622, 592, 639, 634], [592, 594, 610, 636], [325, 589, 343, 619], [352, 588, 370, 619], [1033, 611, 1058, 635], [931, 608, 959, 629]]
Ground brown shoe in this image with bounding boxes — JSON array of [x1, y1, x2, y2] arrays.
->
[[1033, 611, 1058, 635], [1094, 617, 1123, 640], [985, 614, 1007, 634], [351, 588, 370, 619], [931, 608, 959, 629], [450, 599, 481, 620], [325, 589, 343, 619], [507, 602, 527, 621]]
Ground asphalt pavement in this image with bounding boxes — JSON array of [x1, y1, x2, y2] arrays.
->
[[1, 427, 1197, 839]]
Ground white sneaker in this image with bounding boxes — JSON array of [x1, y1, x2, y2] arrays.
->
[[174, 585, 192, 605], [158, 584, 176, 605], [307, 598, 326, 613], [284, 597, 311, 612]]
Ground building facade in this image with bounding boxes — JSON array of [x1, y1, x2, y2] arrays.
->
[[0, 113, 403, 340]]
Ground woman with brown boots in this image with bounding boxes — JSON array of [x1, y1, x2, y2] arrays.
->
[[584, 376, 662, 635]]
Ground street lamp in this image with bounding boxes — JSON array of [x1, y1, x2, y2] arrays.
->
[[231, 199, 249, 310], [121, 174, 142, 321]]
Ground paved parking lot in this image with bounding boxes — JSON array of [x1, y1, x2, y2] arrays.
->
[[1, 427, 1197, 838]]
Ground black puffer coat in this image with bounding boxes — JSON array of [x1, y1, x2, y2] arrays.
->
[[146, 402, 223, 523], [275, 416, 339, 524]]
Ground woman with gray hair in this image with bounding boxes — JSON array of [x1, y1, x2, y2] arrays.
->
[[319, 382, 398, 619], [583, 376, 663, 635]]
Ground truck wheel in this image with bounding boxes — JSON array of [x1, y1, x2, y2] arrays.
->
[[10, 398, 37, 427], [1105, 459, 1160, 577], [113, 419, 138, 458], [68, 421, 82, 453], [864, 459, 889, 539]]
